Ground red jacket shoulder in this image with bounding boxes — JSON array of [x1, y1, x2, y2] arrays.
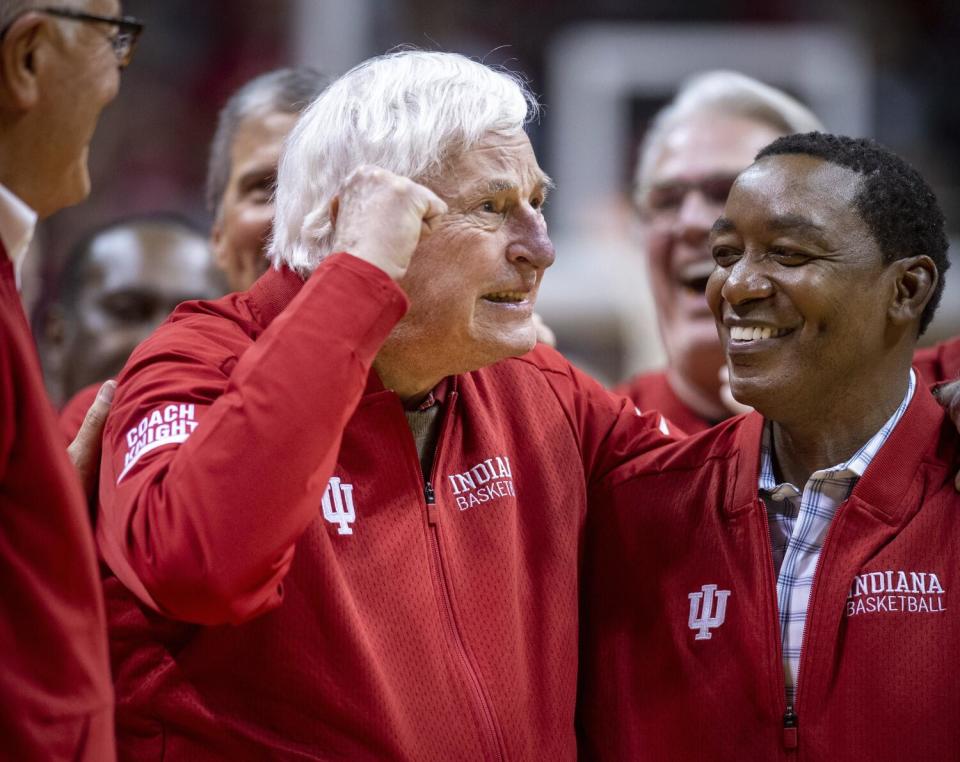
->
[[600, 412, 750, 491], [117, 293, 258, 385], [914, 337, 960, 385]]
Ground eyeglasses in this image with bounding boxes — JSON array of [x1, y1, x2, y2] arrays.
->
[[638, 175, 737, 226], [37, 7, 144, 69]]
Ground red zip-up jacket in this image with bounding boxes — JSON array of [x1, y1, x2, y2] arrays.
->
[[578, 382, 960, 761], [0, 256, 115, 760], [97, 252, 671, 760], [914, 338, 960, 385]]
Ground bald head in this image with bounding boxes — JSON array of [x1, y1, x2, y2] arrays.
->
[[51, 215, 224, 399]]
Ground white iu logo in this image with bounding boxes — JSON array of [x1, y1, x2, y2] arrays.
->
[[321, 476, 356, 535], [687, 583, 731, 640]]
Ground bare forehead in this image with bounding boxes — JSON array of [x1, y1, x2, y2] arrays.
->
[[652, 113, 785, 183], [89, 0, 122, 16], [233, 111, 297, 155], [89, 226, 207, 265], [733, 154, 863, 211]]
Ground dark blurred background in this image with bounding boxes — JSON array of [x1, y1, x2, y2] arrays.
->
[[28, 0, 960, 384]]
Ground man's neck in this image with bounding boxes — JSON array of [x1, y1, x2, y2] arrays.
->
[[0, 136, 39, 216], [666, 367, 728, 423], [769, 370, 910, 487], [373, 354, 444, 407]]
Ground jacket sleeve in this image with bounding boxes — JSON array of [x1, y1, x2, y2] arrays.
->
[[536, 348, 683, 488], [913, 336, 960, 385], [97, 254, 407, 626]]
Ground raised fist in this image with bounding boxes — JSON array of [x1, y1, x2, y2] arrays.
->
[[329, 166, 447, 281]]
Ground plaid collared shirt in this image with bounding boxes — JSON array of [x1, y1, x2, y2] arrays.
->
[[759, 370, 915, 707]]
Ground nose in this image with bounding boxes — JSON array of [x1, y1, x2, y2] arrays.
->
[[507, 209, 556, 271], [673, 190, 721, 247], [719, 254, 775, 307]]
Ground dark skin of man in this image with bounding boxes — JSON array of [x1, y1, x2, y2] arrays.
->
[[50, 222, 223, 402], [706, 154, 937, 487]]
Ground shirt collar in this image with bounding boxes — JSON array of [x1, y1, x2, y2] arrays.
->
[[404, 377, 452, 411], [759, 368, 916, 496], [0, 182, 38, 290]]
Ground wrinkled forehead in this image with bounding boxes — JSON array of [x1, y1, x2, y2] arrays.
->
[[433, 130, 551, 197]]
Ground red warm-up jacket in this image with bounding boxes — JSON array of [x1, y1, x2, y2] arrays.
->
[[578, 383, 960, 761], [914, 338, 960, 384], [96, 253, 671, 760], [0, 256, 114, 760]]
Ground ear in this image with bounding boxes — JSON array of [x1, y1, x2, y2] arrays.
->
[[209, 219, 229, 270], [887, 255, 938, 330], [329, 196, 340, 229], [0, 14, 48, 111]]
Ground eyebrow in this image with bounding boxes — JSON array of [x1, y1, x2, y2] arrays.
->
[[711, 217, 736, 236], [239, 167, 275, 182], [482, 172, 555, 196], [711, 214, 829, 241], [650, 171, 738, 191], [766, 214, 827, 236]]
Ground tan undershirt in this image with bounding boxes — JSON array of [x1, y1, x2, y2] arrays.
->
[[404, 404, 443, 482]]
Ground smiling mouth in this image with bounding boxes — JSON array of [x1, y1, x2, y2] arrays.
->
[[729, 325, 793, 342], [675, 260, 714, 295], [483, 291, 528, 304]]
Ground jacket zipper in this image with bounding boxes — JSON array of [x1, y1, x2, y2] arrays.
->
[[785, 496, 849, 753], [762, 493, 849, 754], [420, 394, 504, 762], [757, 499, 798, 753]]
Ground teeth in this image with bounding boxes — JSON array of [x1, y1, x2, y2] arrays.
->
[[485, 291, 526, 303], [677, 260, 715, 282], [729, 325, 789, 342]]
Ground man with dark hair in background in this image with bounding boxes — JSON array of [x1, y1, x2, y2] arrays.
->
[[0, 1, 142, 758], [580, 133, 960, 760], [50, 214, 222, 432]]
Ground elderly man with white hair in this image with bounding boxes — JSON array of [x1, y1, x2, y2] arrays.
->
[[96, 50, 670, 759]]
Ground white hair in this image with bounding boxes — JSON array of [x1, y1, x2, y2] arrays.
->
[[269, 50, 540, 275], [0, 0, 84, 40], [635, 70, 825, 204]]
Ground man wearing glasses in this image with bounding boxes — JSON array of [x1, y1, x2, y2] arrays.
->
[[0, 2, 141, 759]]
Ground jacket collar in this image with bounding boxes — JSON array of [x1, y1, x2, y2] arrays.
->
[[730, 369, 950, 522], [847, 379, 949, 519], [246, 265, 305, 330]]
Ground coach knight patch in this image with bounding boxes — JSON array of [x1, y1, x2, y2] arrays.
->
[[119, 404, 199, 482]]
